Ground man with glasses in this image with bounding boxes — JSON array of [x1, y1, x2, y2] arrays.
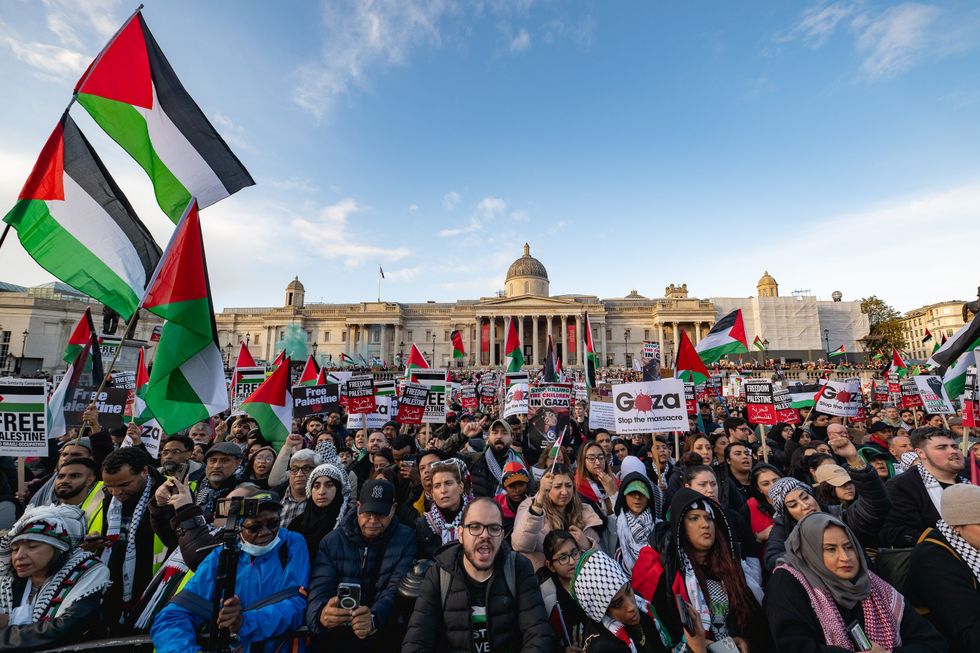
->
[[151, 490, 309, 652], [157, 435, 202, 487], [192, 441, 244, 517], [724, 416, 756, 448], [277, 448, 317, 527], [403, 497, 554, 652], [308, 479, 416, 651]]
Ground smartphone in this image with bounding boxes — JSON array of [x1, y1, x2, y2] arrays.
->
[[337, 582, 361, 610], [675, 595, 696, 633], [847, 621, 872, 651]]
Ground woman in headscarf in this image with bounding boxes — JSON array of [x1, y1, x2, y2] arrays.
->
[[287, 462, 351, 560], [0, 505, 111, 650], [414, 458, 470, 560], [767, 513, 944, 652], [631, 489, 768, 653], [571, 549, 706, 653], [909, 484, 980, 652]]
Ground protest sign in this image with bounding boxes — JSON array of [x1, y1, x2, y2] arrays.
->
[[588, 400, 615, 432], [346, 375, 377, 415], [745, 379, 776, 425], [231, 366, 266, 412], [99, 334, 122, 359], [397, 383, 429, 425], [326, 371, 352, 385], [503, 382, 529, 418], [574, 382, 587, 401], [641, 341, 661, 381], [684, 382, 697, 416], [773, 388, 801, 424], [293, 383, 340, 419], [112, 370, 137, 390], [611, 379, 687, 434], [873, 381, 890, 403], [150, 325, 162, 342], [460, 384, 479, 411], [0, 380, 47, 457], [349, 395, 395, 430], [414, 369, 448, 424], [527, 383, 572, 450], [479, 382, 497, 406], [887, 372, 900, 394], [814, 379, 862, 417], [964, 367, 978, 428], [64, 386, 128, 431], [900, 380, 924, 409], [912, 375, 955, 414]]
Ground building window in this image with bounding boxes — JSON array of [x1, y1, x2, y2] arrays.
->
[[0, 331, 9, 369], [425, 330, 431, 341], [254, 333, 260, 344], [341, 331, 346, 342], [324, 331, 330, 342], [625, 353, 633, 367], [287, 292, 293, 305], [644, 329, 650, 340], [407, 331, 413, 341], [444, 331, 450, 341], [606, 329, 612, 340], [373, 330, 380, 343]]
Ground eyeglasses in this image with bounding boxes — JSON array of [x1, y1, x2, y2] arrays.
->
[[241, 518, 280, 534], [161, 448, 187, 456], [551, 548, 582, 565], [585, 454, 606, 463], [462, 522, 504, 537], [289, 465, 316, 475]]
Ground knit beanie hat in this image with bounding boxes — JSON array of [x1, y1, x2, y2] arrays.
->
[[940, 483, 980, 526]]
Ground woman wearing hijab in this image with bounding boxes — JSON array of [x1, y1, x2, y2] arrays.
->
[[766, 513, 943, 652], [0, 505, 111, 650], [571, 549, 706, 653], [287, 462, 351, 560], [631, 489, 768, 652], [908, 484, 980, 652]]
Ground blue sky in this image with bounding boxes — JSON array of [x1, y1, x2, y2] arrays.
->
[[1, 0, 979, 312]]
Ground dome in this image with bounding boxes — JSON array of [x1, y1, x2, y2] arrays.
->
[[757, 271, 777, 287], [505, 243, 548, 281], [286, 276, 305, 291]]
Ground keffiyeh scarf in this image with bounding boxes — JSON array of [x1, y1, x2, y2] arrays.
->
[[937, 519, 980, 585], [102, 477, 152, 607], [917, 464, 970, 513], [425, 495, 471, 544], [616, 508, 655, 571], [776, 564, 902, 651], [484, 447, 521, 495], [680, 551, 729, 639], [0, 548, 109, 623]]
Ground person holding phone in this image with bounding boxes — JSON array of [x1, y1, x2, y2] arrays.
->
[[766, 513, 943, 653]]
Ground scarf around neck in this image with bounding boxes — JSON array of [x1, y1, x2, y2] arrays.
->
[[484, 447, 520, 494], [0, 547, 110, 623], [917, 463, 970, 513], [616, 508, 654, 571], [425, 495, 471, 544], [937, 519, 980, 585], [102, 476, 152, 609]]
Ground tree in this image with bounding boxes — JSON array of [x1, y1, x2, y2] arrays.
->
[[860, 295, 906, 353]]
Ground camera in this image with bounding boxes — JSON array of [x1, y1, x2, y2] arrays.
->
[[337, 582, 361, 610], [214, 497, 260, 520]]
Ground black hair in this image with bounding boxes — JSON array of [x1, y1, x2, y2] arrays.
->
[[789, 445, 818, 482], [543, 529, 576, 562], [749, 463, 782, 517], [373, 449, 394, 464], [461, 496, 504, 525], [723, 416, 747, 434], [419, 448, 448, 462], [680, 451, 705, 467], [392, 434, 415, 452], [162, 434, 193, 452], [58, 456, 100, 476], [910, 426, 955, 450], [723, 441, 751, 461], [681, 464, 715, 486], [102, 447, 149, 475]]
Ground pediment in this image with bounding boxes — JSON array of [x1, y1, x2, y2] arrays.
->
[[479, 295, 578, 308]]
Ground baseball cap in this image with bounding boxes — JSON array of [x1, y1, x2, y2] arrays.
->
[[489, 419, 512, 436], [813, 464, 852, 487], [623, 479, 651, 498], [501, 461, 530, 487], [205, 441, 244, 459], [359, 479, 396, 515], [249, 490, 282, 512]]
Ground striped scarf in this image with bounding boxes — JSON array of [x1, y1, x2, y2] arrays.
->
[[0, 549, 109, 623]]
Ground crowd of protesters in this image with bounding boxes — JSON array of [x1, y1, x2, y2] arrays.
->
[[1, 364, 978, 653]]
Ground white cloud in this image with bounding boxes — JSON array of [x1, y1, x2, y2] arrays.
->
[[777, 1, 857, 48], [2, 37, 88, 79], [442, 190, 461, 210], [408, 203, 419, 213], [263, 177, 317, 193], [509, 209, 529, 222], [855, 3, 939, 79], [509, 27, 531, 53], [439, 196, 508, 237], [210, 111, 249, 151], [293, 0, 452, 120], [291, 197, 411, 268]]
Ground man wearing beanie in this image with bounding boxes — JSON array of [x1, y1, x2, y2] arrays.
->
[[908, 483, 980, 652]]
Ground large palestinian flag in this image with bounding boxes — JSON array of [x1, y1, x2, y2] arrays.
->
[[696, 310, 748, 364], [675, 330, 709, 385], [74, 12, 253, 223], [929, 313, 980, 398], [451, 330, 465, 359], [242, 358, 292, 448], [404, 343, 430, 380], [583, 312, 599, 389], [504, 317, 524, 372], [141, 200, 229, 433], [3, 113, 160, 319]]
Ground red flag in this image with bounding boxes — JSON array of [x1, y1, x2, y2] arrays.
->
[[298, 355, 319, 385], [675, 330, 709, 384]]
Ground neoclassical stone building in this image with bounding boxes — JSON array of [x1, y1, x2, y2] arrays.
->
[[215, 244, 718, 369]]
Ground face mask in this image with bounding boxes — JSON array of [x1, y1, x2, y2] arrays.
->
[[240, 534, 280, 557]]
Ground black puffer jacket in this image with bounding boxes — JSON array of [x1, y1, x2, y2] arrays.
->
[[0, 580, 102, 651], [305, 509, 416, 652], [402, 541, 555, 653]]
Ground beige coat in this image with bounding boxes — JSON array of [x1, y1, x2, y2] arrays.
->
[[511, 496, 603, 570]]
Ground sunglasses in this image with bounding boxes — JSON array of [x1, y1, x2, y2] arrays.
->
[[241, 518, 280, 534]]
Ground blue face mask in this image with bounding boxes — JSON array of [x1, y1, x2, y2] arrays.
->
[[240, 534, 280, 557]]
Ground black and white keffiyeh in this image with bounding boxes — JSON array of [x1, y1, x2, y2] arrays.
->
[[425, 495, 471, 545], [917, 464, 970, 513], [616, 508, 655, 571], [102, 476, 152, 606], [484, 447, 521, 494], [937, 519, 980, 584]]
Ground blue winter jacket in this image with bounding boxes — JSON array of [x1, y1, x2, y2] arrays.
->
[[150, 529, 310, 653]]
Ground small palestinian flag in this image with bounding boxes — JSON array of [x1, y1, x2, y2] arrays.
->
[[696, 309, 748, 364], [242, 357, 292, 448], [230, 340, 257, 390], [315, 366, 328, 385], [675, 330, 709, 385], [922, 329, 933, 344], [788, 382, 823, 408], [47, 341, 92, 439], [451, 330, 465, 359], [4, 113, 161, 319], [829, 345, 845, 358], [889, 348, 909, 378], [932, 340, 941, 354], [298, 355, 319, 386], [271, 350, 286, 368], [873, 349, 885, 362], [504, 317, 524, 372], [404, 343, 429, 379], [63, 307, 105, 380], [583, 312, 599, 389], [341, 353, 355, 366], [74, 11, 253, 223], [752, 336, 766, 351]]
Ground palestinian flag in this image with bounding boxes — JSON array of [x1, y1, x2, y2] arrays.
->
[[543, 334, 558, 383], [504, 317, 524, 372], [241, 357, 292, 448], [788, 382, 823, 409], [141, 200, 229, 433], [229, 340, 257, 390], [74, 12, 253, 223], [63, 307, 105, 380], [404, 343, 429, 379], [696, 310, 748, 364], [3, 113, 160, 319], [555, 356, 564, 383], [752, 336, 766, 351], [583, 312, 599, 389], [315, 366, 328, 385], [929, 314, 980, 398], [889, 348, 909, 378], [0, 383, 45, 415], [932, 340, 941, 355], [271, 350, 286, 368], [873, 349, 885, 362], [922, 329, 933, 344], [451, 330, 465, 359], [675, 330, 708, 385], [829, 345, 845, 358], [47, 341, 91, 439], [341, 353, 355, 366], [298, 355, 319, 386]]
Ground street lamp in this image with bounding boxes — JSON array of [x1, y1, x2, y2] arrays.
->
[[224, 342, 233, 367], [623, 329, 630, 367], [432, 333, 437, 366], [398, 341, 405, 368], [823, 329, 830, 359], [245, 332, 251, 346], [17, 329, 28, 374], [312, 341, 318, 365]]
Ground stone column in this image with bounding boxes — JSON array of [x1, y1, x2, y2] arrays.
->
[[475, 316, 482, 366], [672, 322, 679, 365], [532, 315, 540, 366], [600, 322, 607, 367], [693, 322, 701, 344], [560, 315, 568, 363], [379, 324, 387, 364], [489, 317, 496, 366], [658, 323, 665, 366], [518, 315, 525, 359], [546, 315, 553, 348]]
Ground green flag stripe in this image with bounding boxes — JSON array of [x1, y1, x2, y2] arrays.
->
[[77, 93, 190, 224], [143, 363, 209, 433], [697, 340, 746, 365], [4, 199, 139, 316], [0, 403, 45, 412]]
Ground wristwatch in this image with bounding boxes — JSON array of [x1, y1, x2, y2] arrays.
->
[[176, 514, 206, 537]]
